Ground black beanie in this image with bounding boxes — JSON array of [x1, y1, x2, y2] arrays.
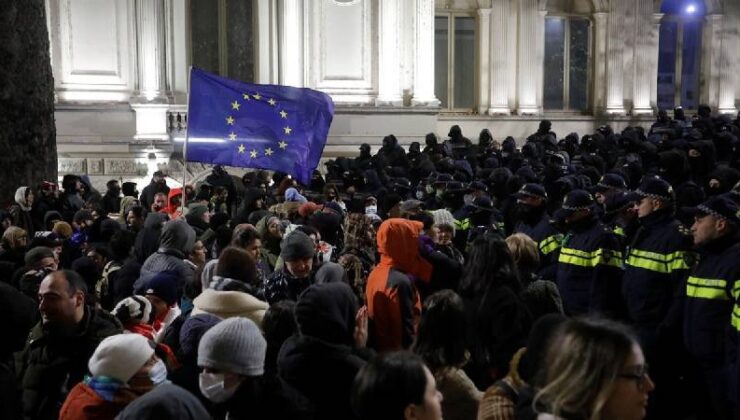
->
[[280, 230, 316, 261]]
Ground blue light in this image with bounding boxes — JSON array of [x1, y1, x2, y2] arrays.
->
[[686, 4, 697, 14]]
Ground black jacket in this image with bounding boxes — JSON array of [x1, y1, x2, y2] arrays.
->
[[15, 306, 122, 420]]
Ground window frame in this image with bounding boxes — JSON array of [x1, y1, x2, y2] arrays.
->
[[186, 0, 257, 80], [434, 11, 478, 112], [657, 13, 703, 112], [542, 13, 593, 114]]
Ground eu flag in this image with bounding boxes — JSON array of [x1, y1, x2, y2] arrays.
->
[[186, 68, 335, 184]]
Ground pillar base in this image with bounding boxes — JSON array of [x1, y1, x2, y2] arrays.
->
[[488, 106, 511, 115]]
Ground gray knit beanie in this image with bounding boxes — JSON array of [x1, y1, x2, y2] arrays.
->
[[197, 317, 266, 376], [280, 230, 316, 261]]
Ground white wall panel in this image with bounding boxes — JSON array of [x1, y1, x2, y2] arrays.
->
[[49, 0, 134, 101], [307, 0, 376, 103]]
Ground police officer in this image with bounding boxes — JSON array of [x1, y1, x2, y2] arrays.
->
[[553, 190, 624, 318], [683, 196, 740, 419], [513, 183, 562, 280], [622, 176, 694, 418]]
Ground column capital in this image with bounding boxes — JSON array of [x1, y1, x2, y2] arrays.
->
[[593, 12, 608, 22], [651, 13, 664, 24], [477, 8, 492, 17]]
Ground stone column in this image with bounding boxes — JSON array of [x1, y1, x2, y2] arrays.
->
[[278, 0, 304, 88], [134, 0, 168, 102], [477, 8, 491, 114], [701, 14, 722, 109], [488, 0, 511, 114], [592, 12, 607, 115], [535, 10, 546, 113], [718, 12, 738, 114], [132, 0, 169, 141], [376, 0, 403, 106], [632, 0, 654, 115], [412, 0, 439, 106], [649, 13, 663, 112], [516, 0, 540, 115], [255, 0, 279, 84], [605, 0, 626, 115]]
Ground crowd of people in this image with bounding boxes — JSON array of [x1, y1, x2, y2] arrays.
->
[[1, 105, 740, 420]]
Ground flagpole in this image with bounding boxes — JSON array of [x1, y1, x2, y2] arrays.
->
[[181, 67, 193, 217]]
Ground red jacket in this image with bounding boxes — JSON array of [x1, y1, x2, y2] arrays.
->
[[366, 219, 432, 352], [59, 382, 135, 420]]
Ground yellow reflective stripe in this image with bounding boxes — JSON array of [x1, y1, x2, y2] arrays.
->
[[686, 277, 729, 300], [626, 249, 690, 273], [539, 234, 562, 255], [614, 226, 625, 237], [733, 281, 740, 301], [455, 219, 470, 230], [732, 305, 740, 332], [558, 247, 624, 268]]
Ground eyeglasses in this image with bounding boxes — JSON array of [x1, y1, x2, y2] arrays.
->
[[618, 365, 651, 391]]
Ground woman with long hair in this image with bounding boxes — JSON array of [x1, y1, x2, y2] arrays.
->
[[534, 317, 655, 420], [458, 233, 531, 390], [414, 290, 481, 420]]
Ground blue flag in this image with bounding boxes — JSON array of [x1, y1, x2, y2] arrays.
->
[[186, 68, 334, 184]]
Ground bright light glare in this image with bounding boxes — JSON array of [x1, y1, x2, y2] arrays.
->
[[686, 4, 697, 14]]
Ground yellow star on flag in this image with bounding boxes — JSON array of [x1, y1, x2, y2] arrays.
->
[[226, 116, 234, 125], [278, 140, 287, 150], [231, 101, 240, 110], [238, 144, 245, 153], [268, 98, 276, 106], [265, 148, 274, 156], [253, 93, 262, 100], [279, 110, 288, 119], [242, 93, 251, 100], [228, 132, 237, 141], [284, 126, 292, 135], [250, 149, 257, 158]]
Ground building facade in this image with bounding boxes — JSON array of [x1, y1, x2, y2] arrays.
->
[[47, 0, 740, 186]]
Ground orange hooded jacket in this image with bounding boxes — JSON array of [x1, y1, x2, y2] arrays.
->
[[365, 218, 432, 352]]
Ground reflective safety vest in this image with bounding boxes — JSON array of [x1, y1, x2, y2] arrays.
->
[[683, 235, 740, 366], [555, 218, 624, 317], [622, 212, 694, 327]]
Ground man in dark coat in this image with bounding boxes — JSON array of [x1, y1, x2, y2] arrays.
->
[[16, 270, 121, 420], [139, 171, 170, 213]]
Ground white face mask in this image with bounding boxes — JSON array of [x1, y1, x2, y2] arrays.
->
[[148, 359, 168, 386], [365, 205, 377, 215], [199, 372, 240, 403]]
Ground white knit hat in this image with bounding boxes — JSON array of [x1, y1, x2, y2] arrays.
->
[[88, 334, 154, 383], [198, 317, 266, 376]]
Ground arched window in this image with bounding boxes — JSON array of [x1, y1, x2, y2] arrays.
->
[[657, 0, 705, 110], [543, 0, 593, 112]]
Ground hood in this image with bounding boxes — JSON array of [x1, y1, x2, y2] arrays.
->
[[295, 282, 357, 345], [376, 219, 432, 281], [15, 187, 31, 210], [165, 187, 183, 216], [119, 196, 137, 218], [43, 210, 63, 229], [159, 219, 196, 254], [144, 212, 169, 229], [192, 288, 268, 322]]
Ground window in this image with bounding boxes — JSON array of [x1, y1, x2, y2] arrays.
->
[[543, 17, 591, 111], [435, 15, 476, 110], [657, 0, 704, 110], [189, 0, 255, 82]]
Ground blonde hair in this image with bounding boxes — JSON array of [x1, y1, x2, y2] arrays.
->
[[534, 318, 636, 420], [505, 233, 540, 268]]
